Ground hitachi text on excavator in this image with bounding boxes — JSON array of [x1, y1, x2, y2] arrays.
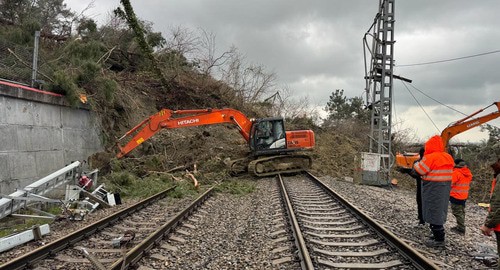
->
[[116, 108, 315, 177]]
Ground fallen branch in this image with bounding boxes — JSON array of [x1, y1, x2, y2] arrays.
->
[[171, 175, 182, 182], [145, 171, 173, 177], [185, 170, 199, 189], [166, 165, 186, 173], [97, 46, 116, 64]]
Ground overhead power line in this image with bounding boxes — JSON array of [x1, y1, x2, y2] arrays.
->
[[400, 81, 440, 133], [399, 81, 499, 131], [396, 49, 500, 67], [405, 83, 467, 116]]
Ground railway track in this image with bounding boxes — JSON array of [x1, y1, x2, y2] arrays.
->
[[0, 186, 214, 270], [2, 173, 443, 269], [277, 172, 440, 270]]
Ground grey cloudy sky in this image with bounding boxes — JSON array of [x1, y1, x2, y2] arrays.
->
[[67, 0, 500, 143]]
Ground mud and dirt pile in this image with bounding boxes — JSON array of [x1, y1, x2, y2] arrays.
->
[[86, 69, 369, 187], [87, 72, 266, 186]]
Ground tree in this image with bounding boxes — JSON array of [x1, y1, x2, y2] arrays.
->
[[114, 0, 169, 89], [195, 29, 236, 76], [484, 125, 500, 144], [0, 0, 74, 43], [219, 50, 277, 105], [324, 89, 370, 124]]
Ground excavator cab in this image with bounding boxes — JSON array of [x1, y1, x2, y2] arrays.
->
[[250, 118, 287, 154]]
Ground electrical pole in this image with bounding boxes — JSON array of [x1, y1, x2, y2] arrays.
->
[[362, 0, 396, 186], [31, 31, 40, 88]]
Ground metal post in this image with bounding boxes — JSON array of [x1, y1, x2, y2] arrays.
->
[[363, 0, 395, 186], [31, 31, 40, 87]]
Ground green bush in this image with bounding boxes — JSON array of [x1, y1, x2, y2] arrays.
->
[[168, 181, 200, 198], [77, 61, 100, 85], [64, 40, 107, 63], [49, 71, 80, 105], [215, 180, 255, 195]]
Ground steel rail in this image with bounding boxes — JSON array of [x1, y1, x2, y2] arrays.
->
[[304, 171, 440, 270], [109, 186, 215, 270], [277, 174, 314, 270], [0, 186, 177, 270]]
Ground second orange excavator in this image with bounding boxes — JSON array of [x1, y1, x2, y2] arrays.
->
[[396, 101, 500, 171], [116, 108, 315, 177]]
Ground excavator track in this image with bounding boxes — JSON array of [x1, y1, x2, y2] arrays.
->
[[247, 154, 312, 177], [228, 158, 250, 176]]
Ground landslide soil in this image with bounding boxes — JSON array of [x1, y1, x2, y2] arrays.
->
[[88, 71, 367, 188]]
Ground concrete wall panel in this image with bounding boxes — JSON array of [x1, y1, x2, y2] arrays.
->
[[36, 150, 64, 177], [4, 98, 35, 126], [0, 85, 103, 194], [62, 129, 84, 151], [0, 125, 18, 152], [32, 127, 62, 151], [48, 128, 64, 151], [62, 108, 89, 129], [0, 96, 5, 124], [9, 152, 37, 179], [16, 125, 34, 151], [0, 179, 20, 194], [37, 104, 61, 127], [0, 153, 9, 180]]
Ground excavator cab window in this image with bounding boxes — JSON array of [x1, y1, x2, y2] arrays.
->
[[251, 119, 286, 151]]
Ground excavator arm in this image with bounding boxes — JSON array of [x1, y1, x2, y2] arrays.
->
[[116, 108, 254, 158], [441, 101, 500, 148], [395, 101, 499, 171]]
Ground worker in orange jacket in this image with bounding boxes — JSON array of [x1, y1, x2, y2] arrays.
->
[[480, 159, 500, 264], [449, 159, 473, 234], [413, 135, 454, 248], [409, 147, 425, 226]]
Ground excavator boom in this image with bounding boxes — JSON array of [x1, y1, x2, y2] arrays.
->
[[117, 109, 253, 158], [395, 101, 500, 171], [440, 102, 500, 147]]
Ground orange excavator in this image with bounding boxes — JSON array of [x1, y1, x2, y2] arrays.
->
[[116, 108, 315, 176], [395, 101, 500, 171]]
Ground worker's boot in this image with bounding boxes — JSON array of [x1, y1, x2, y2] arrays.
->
[[425, 225, 445, 248], [451, 226, 466, 235]]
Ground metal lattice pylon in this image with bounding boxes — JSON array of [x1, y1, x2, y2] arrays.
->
[[363, 0, 395, 186]]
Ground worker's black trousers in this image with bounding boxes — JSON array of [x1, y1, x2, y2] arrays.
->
[[416, 177, 424, 224]]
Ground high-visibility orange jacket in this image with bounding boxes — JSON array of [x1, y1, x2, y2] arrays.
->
[[450, 167, 473, 200], [414, 136, 454, 182], [413, 135, 454, 225]]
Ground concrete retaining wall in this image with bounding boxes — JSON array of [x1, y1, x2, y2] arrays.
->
[[0, 82, 103, 194]]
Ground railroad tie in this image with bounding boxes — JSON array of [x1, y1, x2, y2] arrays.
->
[[318, 259, 404, 269]]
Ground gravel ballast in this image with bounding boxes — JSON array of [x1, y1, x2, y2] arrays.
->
[[321, 176, 498, 270], [1, 175, 498, 269]]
